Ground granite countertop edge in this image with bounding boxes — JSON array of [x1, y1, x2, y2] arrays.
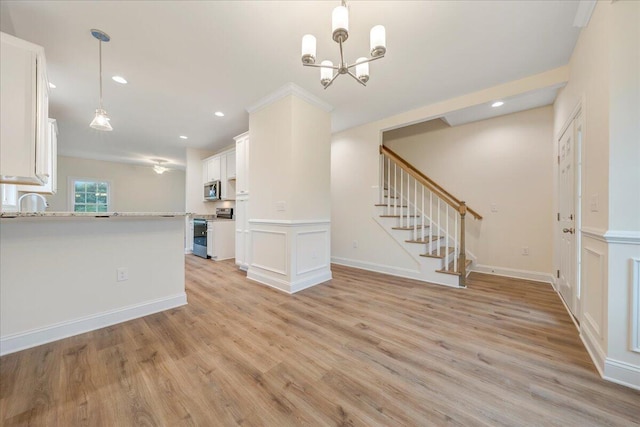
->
[[0, 212, 189, 219]]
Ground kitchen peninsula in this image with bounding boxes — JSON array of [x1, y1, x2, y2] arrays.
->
[[0, 212, 187, 355]]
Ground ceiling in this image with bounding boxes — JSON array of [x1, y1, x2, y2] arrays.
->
[[1, 1, 582, 169]]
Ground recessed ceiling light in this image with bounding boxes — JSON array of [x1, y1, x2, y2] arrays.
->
[[491, 101, 504, 108], [49, 82, 56, 89], [179, 135, 188, 140], [112, 76, 128, 84], [214, 111, 225, 117]]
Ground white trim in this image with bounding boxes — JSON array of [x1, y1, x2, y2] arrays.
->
[[0, 293, 187, 356], [580, 326, 606, 376], [573, 0, 597, 28], [581, 226, 607, 242], [247, 268, 332, 294], [249, 219, 331, 226], [583, 245, 605, 337], [603, 230, 640, 245], [67, 176, 112, 212], [332, 257, 421, 281], [246, 82, 333, 114], [250, 229, 288, 275], [632, 258, 640, 353], [604, 358, 640, 391], [472, 265, 554, 285]]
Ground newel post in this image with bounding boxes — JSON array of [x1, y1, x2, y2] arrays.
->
[[459, 201, 467, 287]]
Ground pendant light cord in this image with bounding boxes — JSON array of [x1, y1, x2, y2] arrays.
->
[[98, 39, 103, 109]]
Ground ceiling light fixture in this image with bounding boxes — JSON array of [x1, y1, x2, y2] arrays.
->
[[214, 111, 225, 117], [112, 76, 127, 84], [89, 29, 113, 132], [179, 135, 188, 140], [152, 159, 170, 174], [301, 0, 386, 89], [491, 101, 504, 108], [49, 82, 56, 89]]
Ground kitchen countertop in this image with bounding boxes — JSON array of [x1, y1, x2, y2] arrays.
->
[[0, 211, 187, 219]]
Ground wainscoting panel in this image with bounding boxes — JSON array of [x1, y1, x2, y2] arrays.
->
[[632, 258, 640, 353], [583, 245, 605, 339], [296, 230, 329, 275], [250, 229, 287, 275]]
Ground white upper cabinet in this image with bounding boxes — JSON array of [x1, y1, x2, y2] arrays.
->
[[202, 148, 237, 200], [0, 32, 50, 185], [207, 156, 221, 182], [234, 132, 249, 196], [17, 119, 58, 194]]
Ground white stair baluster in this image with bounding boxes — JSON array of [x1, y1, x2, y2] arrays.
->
[[413, 179, 418, 240], [387, 157, 391, 211], [399, 167, 403, 227], [445, 205, 449, 270], [421, 186, 425, 242], [437, 198, 441, 256], [429, 191, 433, 254], [394, 163, 397, 216], [379, 154, 383, 205], [454, 210, 458, 273]]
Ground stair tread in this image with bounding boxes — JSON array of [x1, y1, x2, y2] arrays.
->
[[380, 214, 420, 218], [374, 204, 408, 207], [436, 259, 472, 276], [383, 195, 399, 199], [392, 225, 430, 230], [420, 246, 455, 259], [405, 236, 443, 244]]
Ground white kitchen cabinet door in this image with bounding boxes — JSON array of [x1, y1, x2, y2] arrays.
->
[[17, 119, 57, 194], [226, 150, 236, 179], [187, 219, 194, 253], [207, 222, 214, 257], [235, 196, 249, 270], [0, 184, 18, 212], [207, 156, 221, 182], [0, 32, 50, 185], [234, 132, 249, 196]]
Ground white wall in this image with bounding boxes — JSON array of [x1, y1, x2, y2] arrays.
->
[[554, 0, 640, 389], [0, 216, 186, 354], [331, 67, 568, 279], [384, 106, 554, 275], [46, 156, 185, 212]]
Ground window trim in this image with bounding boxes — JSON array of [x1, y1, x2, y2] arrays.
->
[[68, 177, 112, 212]]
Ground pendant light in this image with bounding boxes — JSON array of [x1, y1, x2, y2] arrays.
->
[[89, 29, 113, 131]]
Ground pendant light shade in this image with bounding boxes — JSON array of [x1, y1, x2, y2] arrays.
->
[[355, 57, 369, 83], [89, 29, 113, 131], [320, 60, 334, 87], [370, 25, 386, 57], [301, 34, 317, 64], [331, 5, 349, 42], [90, 108, 113, 131]]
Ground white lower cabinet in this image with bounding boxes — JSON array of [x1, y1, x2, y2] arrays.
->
[[0, 184, 18, 212], [206, 221, 214, 258], [208, 220, 235, 260], [235, 196, 249, 270]]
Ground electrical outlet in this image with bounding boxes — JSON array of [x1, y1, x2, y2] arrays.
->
[[522, 247, 529, 256], [117, 267, 129, 282], [352, 240, 358, 248], [490, 203, 498, 213]]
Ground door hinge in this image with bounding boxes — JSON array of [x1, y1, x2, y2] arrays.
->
[[557, 269, 560, 279], [557, 212, 560, 221], [557, 155, 560, 164]]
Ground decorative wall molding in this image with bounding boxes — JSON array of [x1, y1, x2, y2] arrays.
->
[[246, 82, 333, 114], [604, 358, 640, 391], [581, 227, 640, 245], [249, 219, 331, 226], [580, 326, 606, 377], [583, 246, 605, 338], [632, 258, 640, 353], [472, 265, 555, 285], [0, 293, 187, 356], [248, 221, 331, 294]]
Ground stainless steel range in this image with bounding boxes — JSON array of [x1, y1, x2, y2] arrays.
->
[[193, 218, 208, 258]]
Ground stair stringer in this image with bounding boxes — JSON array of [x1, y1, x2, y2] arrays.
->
[[372, 205, 460, 288]]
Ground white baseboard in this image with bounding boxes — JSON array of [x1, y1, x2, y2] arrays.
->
[[473, 264, 554, 284], [0, 293, 188, 356], [604, 358, 640, 391], [331, 256, 422, 281], [247, 268, 332, 294], [580, 325, 606, 377]]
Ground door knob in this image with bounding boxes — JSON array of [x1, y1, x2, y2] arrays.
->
[[562, 228, 574, 234]]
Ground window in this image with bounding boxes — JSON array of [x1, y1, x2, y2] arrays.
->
[[70, 179, 110, 212]]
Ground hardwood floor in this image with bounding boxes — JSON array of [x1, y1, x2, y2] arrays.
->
[[1, 256, 639, 426]]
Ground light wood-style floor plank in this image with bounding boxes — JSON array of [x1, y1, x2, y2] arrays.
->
[[1, 256, 639, 426]]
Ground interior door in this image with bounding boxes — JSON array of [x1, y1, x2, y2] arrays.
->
[[558, 120, 577, 316]]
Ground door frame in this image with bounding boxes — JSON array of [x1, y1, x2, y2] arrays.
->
[[555, 98, 584, 322]]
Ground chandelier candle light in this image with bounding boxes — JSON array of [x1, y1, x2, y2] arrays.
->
[[89, 29, 113, 131], [301, 0, 386, 89]]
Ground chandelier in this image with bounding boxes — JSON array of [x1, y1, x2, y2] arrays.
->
[[301, 0, 386, 89], [89, 29, 113, 131]]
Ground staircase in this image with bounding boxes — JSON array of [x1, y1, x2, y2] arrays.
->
[[374, 145, 482, 288]]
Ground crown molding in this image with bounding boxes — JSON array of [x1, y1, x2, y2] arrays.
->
[[246, 82, 333, 115]]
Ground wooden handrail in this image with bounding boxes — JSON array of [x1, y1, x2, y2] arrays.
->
[[380, 145, 483, 220]]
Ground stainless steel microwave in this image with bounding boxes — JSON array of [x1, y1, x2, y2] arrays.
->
[[204, 180, 221, 200]]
